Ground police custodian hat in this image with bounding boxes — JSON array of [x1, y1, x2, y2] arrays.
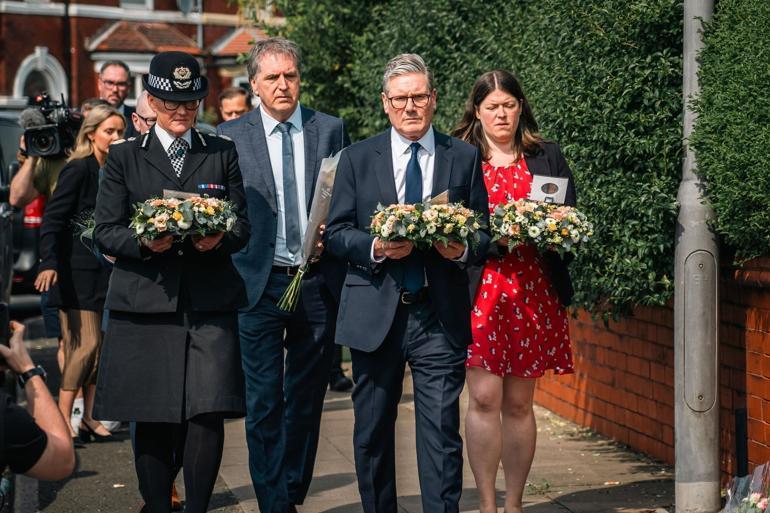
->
[[142, 51, 209, 102]]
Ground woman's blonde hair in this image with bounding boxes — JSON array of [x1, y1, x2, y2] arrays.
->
[[68, 104, 125, 162]]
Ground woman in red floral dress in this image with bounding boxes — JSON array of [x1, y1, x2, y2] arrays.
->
[[452, 70, 577, 513]]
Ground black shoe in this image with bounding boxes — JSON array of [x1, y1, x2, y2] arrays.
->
[[78, 420, 116, 442], [329, 373, 353, 392]]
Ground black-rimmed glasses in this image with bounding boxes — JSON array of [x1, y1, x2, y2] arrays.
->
[[386, 93, 432, 109], [100, 79, 130, 89], [134, 113, 157, 126], [162, 99, 200, 111]]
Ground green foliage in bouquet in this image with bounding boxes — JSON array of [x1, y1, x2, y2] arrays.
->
[[690, 0, 770, 262]]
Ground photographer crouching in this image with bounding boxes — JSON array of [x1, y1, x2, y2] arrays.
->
[[0, 321, 75, 479]]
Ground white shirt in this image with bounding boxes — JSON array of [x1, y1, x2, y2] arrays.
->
[[154, 125, 192, 154], [371, 126, 467, 264], [260, 105, 308, 266]]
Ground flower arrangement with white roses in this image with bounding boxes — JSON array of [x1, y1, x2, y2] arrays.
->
[[130, 196, 236, 240], [491, 199, 593, 256], [369, 202, 484, 251]]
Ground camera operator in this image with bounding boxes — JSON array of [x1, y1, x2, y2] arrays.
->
[[9, 95, 79, 208], [0, 321, 75, 479]]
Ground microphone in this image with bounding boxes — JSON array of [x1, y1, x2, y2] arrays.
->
[[19, 108, 47, 129]]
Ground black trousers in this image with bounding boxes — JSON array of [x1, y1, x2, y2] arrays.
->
[[134, 412, 224, 513]]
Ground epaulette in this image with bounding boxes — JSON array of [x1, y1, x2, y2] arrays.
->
[[194, 128, 207, 148], [110, 139, 126, 145], [216, 134, 232, 141]]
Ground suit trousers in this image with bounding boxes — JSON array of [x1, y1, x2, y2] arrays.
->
[[350, 298, 466, 513], [239, 270, 336, 513]]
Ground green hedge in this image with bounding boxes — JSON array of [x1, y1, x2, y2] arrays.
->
[[690, 0, 770, 262], [271, 0, 683, 316]]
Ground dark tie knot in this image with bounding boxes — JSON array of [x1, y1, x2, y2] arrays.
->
[[276, 122, 293, 135], [410, 142, 421, 155]]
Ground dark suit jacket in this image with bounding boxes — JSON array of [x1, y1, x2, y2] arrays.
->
[[325, 129, 490, 352], [217, 106, 350, 309], [39, 154, 110, 309], [469, 141, 577, 306], [93, 127, 250, 313]]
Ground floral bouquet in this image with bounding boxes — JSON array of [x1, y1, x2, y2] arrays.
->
[[422, 203, 483, 251], [370, 203, 427, 247], [369, 202, 484, 251], [130, 196, 236, 240], [735, 493, 770, 512], [491, 200, 593, 256]]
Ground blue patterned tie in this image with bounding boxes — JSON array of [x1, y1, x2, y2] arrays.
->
[[276, 122, 301, 254], [402, 142, 424, 293]]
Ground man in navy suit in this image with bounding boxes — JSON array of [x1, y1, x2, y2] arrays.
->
[[325, 54, 490, 513], [217, 37, 349, 513]]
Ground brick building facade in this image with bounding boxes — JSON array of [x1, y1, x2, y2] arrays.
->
[[0, 0, 273, 118]]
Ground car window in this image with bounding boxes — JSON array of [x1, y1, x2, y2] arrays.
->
[[0, 118, 23, 179]]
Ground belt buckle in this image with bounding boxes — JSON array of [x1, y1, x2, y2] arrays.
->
[[400, 291, 415, 305], [287, 266, 298, 277]]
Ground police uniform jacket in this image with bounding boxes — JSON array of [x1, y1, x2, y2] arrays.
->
[[92, 127, 250, 423], [94, 128, 250, 313]]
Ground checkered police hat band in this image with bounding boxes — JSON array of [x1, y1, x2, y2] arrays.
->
[[147, 74, 203, 92]]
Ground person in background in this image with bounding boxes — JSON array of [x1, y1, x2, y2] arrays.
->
[[35, 105, 125, 444], [0, 321, 75, 480], [131, 91, 156, 135], [80, 98, 111, 117], [218, 86, 253, 123], [97, 60, 136, 137], [324, 53, 490, 513], [451, 69, 576, 513]]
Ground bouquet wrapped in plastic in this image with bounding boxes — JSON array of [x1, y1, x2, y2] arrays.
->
[[490, 199, 592, 256], [277, 151, 342, 312]]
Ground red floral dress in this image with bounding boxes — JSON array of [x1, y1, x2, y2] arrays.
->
[[467, 159, 574, 378]]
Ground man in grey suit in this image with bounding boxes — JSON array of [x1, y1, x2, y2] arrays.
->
[[325, 54, 490, 513], [217, 37, 349, 513]]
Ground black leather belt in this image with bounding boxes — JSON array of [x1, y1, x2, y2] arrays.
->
[[400, 288, 429, 305], [271, 265, 301, 276]]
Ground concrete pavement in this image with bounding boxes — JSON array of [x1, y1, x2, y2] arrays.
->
[[220, 368, 674, 513]]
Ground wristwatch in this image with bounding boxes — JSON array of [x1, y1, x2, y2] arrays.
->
[[18, 365, 47, 388]]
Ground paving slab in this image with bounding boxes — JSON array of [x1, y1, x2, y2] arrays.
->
[[220, 368, 674, 513]]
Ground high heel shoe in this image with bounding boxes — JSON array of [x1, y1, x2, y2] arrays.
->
[[78, 420, 116, 442]]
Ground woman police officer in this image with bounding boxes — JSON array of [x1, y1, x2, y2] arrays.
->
[[92, 51, 250, 513]]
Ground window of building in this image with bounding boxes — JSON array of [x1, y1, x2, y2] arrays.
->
[[120, 0, 153, 10], [13, 48, 68, 104]]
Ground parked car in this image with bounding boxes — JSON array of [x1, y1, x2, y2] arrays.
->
[[0, 114, 42, 296]]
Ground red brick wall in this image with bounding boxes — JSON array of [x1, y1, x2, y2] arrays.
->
[[535, 261, 770, 480]]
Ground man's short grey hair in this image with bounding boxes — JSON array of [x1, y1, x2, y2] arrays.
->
[[381, 53, 434, 94], [246, 37, 302, 81]]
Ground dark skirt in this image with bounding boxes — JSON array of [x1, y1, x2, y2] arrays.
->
[[93, 309, 246, 423]]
